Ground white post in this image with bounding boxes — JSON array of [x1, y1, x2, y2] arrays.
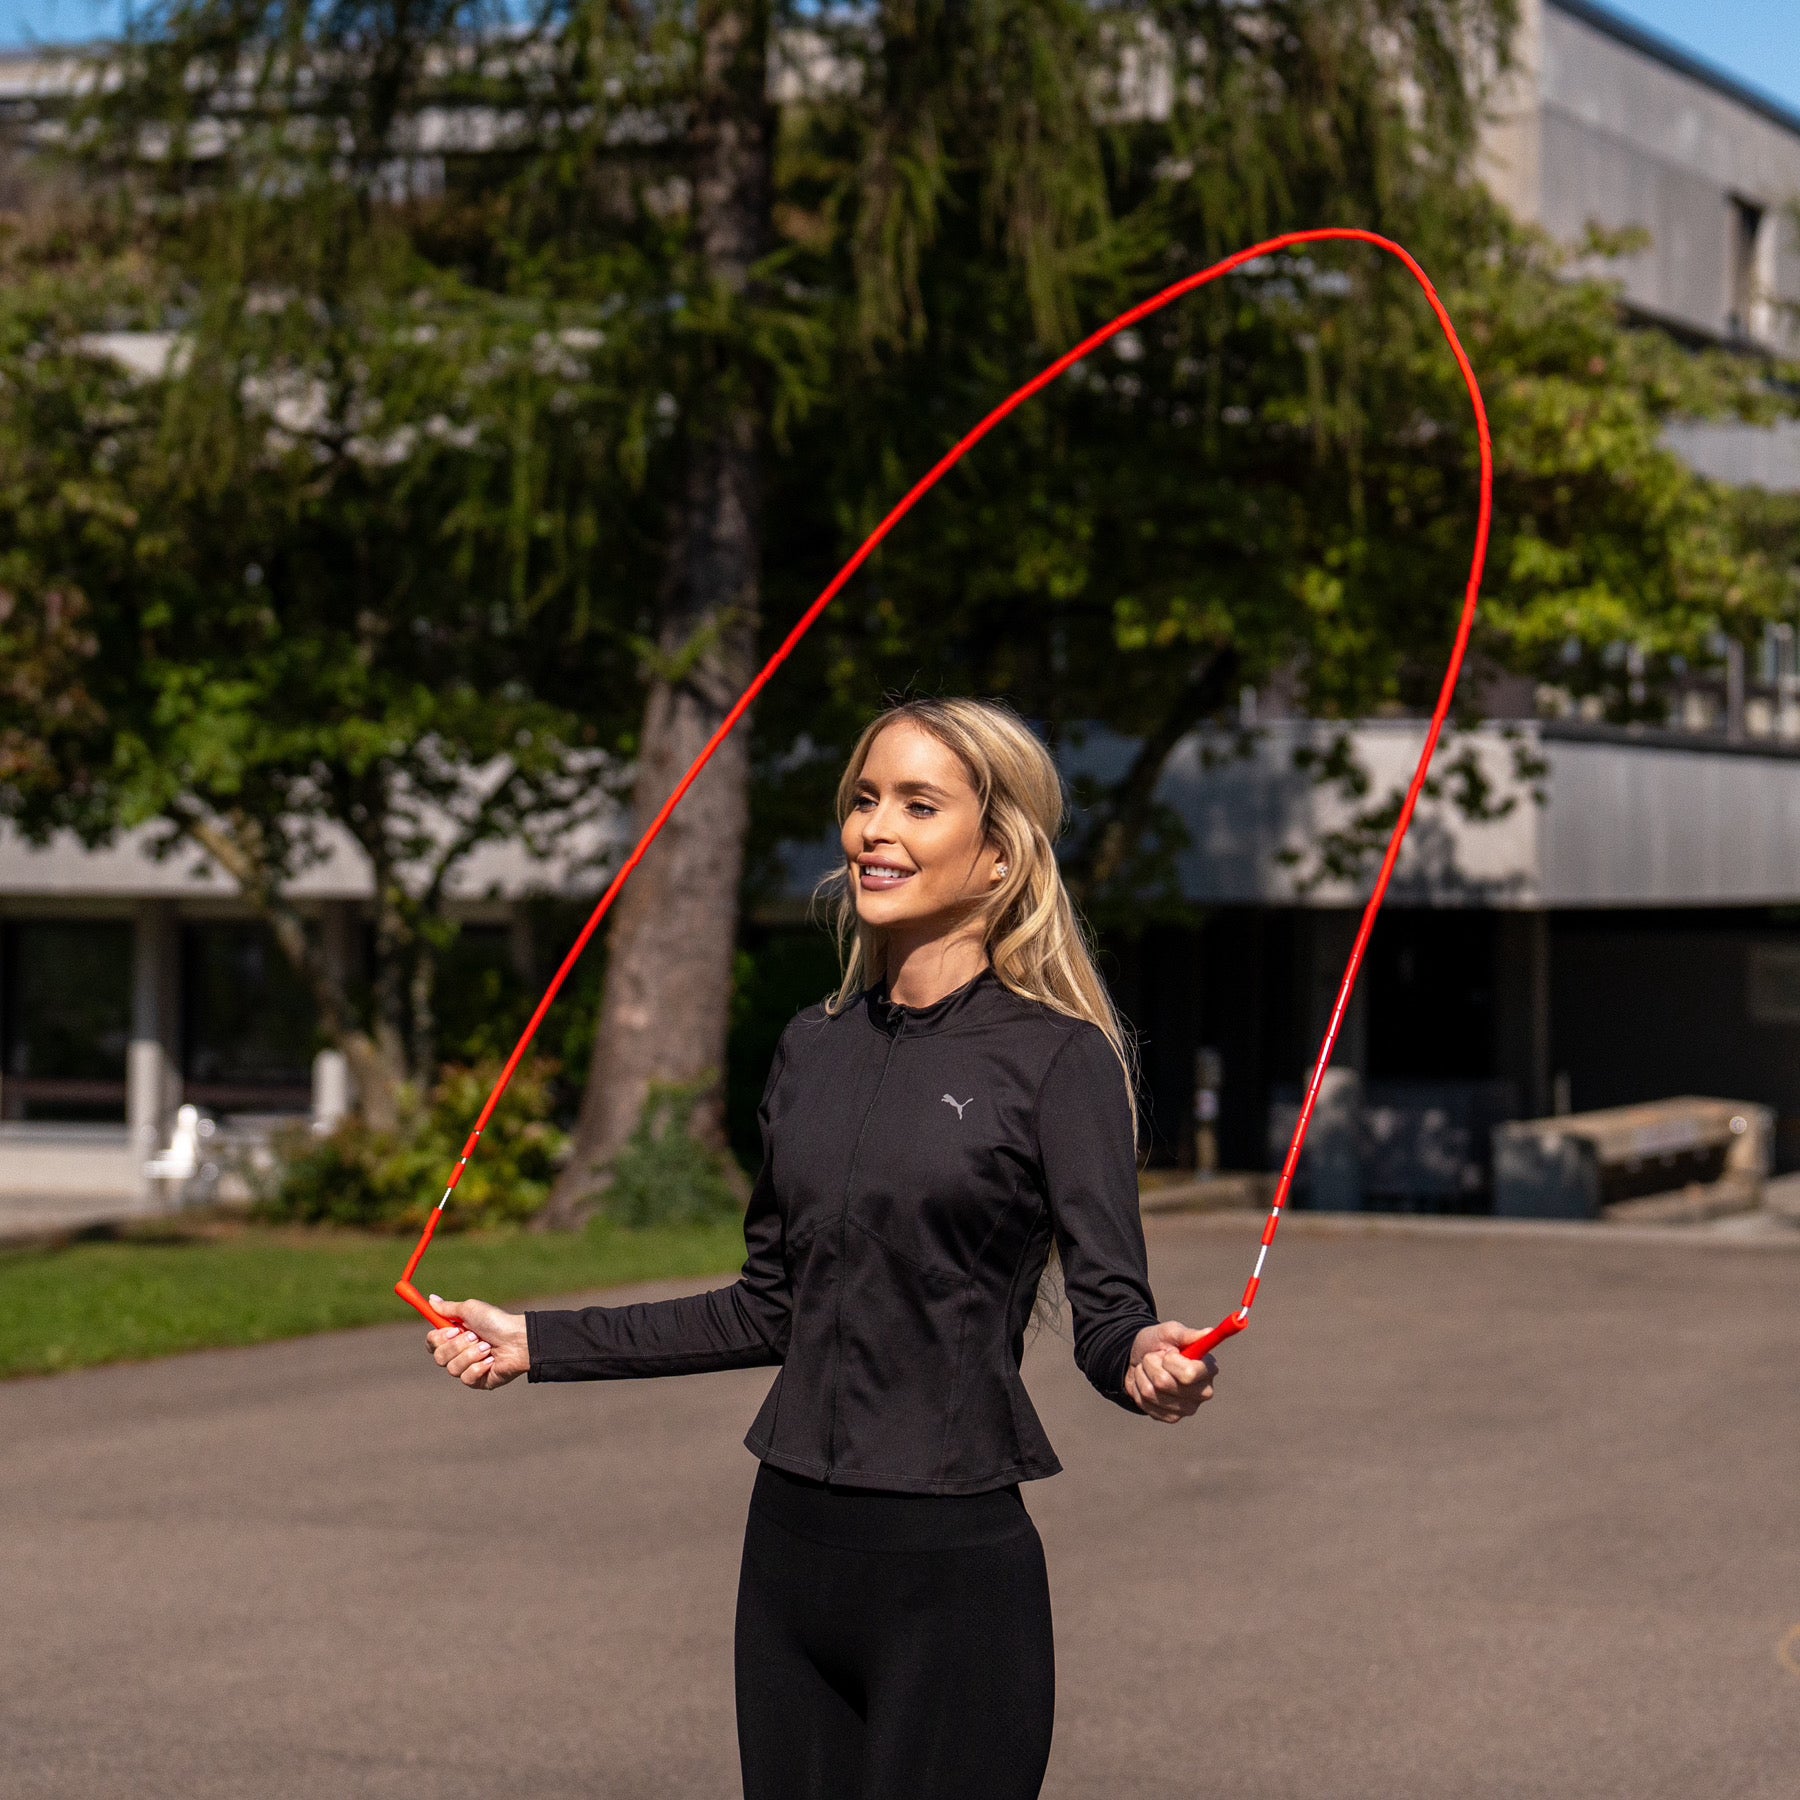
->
[[129, 902, 179, 1208], [314, 902, 358, 1134], [312, 1049, 351, 1134]]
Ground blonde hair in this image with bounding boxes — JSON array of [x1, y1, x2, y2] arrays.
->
[[819, 697, 1138, 1140]]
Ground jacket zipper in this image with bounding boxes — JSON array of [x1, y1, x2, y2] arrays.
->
[[824, 1010, 904, 1481]]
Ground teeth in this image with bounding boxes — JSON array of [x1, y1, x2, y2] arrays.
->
[[861, 864, 911, 878]]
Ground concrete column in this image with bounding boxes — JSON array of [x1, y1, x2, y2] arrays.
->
[[312, 1050, 351, 1135], [1496, 910, 1552, 1120], [129, 902, 180, 1205], [1525, 910, 1551, 1119], [314, 902, 359, 1133]]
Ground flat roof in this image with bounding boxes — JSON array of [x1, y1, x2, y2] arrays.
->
[[1550, 0, 1800, 143]]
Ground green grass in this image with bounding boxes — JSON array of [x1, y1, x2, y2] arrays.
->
[[0, 1215, 748, 1379]]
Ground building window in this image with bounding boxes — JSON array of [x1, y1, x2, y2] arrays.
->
[[1729, 196, 1773, 344], [1746, 943, 1800, 1026], [182, 922, 316, 1112], [0, 920, 132, 1122]]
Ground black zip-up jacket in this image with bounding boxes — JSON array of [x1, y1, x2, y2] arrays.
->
[[525, 969, 1162, 1494]]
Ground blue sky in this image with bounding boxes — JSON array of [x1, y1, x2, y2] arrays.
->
[[1, 0, 1797, 123]]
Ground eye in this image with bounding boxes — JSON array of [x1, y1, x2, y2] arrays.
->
[[906, 801, 938, 818], [850, 791, 875, 811]]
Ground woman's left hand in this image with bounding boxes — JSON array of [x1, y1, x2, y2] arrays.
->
[[1125, 1321, 1218, 1422]]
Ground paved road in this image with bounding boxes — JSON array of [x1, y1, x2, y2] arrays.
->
[[4, 1214, 1799, 1799]]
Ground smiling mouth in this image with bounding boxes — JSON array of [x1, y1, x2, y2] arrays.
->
[[857, 861, 916, 889]]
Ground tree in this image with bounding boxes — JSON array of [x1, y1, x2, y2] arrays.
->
[[539, 0, 1128, 1219], [2, 0, 1790, 1190], [0, 15, 650, 1122], [544, 0, 780, 1217], [745, 7, 1796, 914]]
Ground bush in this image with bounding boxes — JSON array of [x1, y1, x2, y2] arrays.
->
[[260, 1058, 567, 1232], [600, 1076, 746, 1228]]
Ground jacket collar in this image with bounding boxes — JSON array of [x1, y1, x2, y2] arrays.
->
[[865, 966, 1003, 1037]]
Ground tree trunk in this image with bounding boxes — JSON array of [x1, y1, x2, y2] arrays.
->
[[543, 0, 772, 1225], [1063, 649, 1242, 907], [184, 808, 411, 1129]]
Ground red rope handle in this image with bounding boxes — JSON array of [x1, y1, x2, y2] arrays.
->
[[398, 228, 1494, 1340]]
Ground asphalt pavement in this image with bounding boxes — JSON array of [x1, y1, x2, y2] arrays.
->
[[4, 1212, 1798, 1799]]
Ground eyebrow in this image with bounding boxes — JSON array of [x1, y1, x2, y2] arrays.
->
[[858, 777, 955, 800]]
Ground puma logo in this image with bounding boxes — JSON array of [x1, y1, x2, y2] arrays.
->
[[941, 1094, 973, 1119]]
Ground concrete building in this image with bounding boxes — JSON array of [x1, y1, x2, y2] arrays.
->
[[0, 819, 615, 1231], [1112, 721, 1800, 1196], [1088, 0, 1800, 1196], [3, 0, 1800, 1221], [1095, 0, 1800, 1198], [1486, 0, 1800, 356]]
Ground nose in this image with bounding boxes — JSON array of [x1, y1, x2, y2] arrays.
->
[[858, 797, 899, 845]]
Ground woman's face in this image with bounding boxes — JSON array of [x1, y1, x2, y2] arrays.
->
[[841, 721, 1003, 941]]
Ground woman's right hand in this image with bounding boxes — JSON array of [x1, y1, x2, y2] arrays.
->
[[425, 1296, 530, 1390], [1124, 1320, 1218, 1421]]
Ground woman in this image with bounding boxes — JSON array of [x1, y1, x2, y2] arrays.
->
[[426, 697, 1219, 1800]]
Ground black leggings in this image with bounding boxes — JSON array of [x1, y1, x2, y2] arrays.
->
[[734, 1462, 1056, 1800]]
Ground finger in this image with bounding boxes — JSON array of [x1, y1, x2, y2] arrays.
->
[[1134, 1373, 1179, 1421], [445, 1338, 492, 1377], [1127, 1370, 1163, 1416], [461, 1354, 495, 1388], [434, 1329, 487, 1370]]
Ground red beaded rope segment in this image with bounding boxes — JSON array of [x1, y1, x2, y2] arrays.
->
[[396, 229, 1494, 1347]]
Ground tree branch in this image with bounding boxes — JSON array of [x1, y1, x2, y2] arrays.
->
[[1064, 646, 1241, 905]]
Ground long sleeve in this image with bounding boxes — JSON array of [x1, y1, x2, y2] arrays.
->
[[1034, 1025, 1161, 1413], [525, 1041, 793, 1383]]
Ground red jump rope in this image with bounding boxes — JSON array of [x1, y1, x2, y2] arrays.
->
[[396, 228, 1495, 1361]]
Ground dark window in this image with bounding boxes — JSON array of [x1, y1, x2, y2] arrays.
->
[[183, 922, 315, 1109], [1730, 196, 1767, 342], [1366, 911, 1496, 1081], [0, 919, 132, 1120]]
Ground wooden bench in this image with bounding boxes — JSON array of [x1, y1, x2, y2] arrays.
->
[[1492, 1097, 1772, 1221]]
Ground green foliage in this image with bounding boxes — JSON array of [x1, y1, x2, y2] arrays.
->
[[0, 1214, 748, 1379], [600, 1076, 746, 1228], [2, 0, 1796, 1068], [750, 13, 1800, 907], [261, 1058, 567, 1231]]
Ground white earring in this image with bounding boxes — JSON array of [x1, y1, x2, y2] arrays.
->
[[995, 863, 1008, 878]]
